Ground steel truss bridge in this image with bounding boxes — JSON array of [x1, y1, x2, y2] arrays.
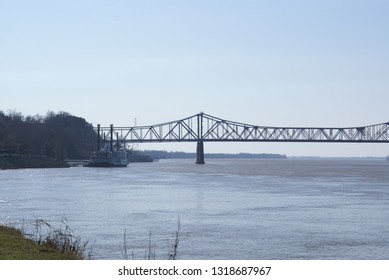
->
[[96, 112, 389, 164]]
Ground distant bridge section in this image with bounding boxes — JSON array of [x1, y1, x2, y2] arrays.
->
[[96, 113, 389, 164]]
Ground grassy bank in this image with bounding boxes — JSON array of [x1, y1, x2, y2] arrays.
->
[[0, 225, 83, 260], [1, 218, 180, 260]]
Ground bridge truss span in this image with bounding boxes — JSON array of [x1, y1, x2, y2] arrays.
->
[[96, 112, 389, 163], [102, 112, 389, 143], [201, 119, 389, 143], [106, 114, 200, 143]]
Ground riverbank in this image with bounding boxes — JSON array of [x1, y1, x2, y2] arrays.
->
[[0, 225, 81, 260], [0, 154, 69, 170]]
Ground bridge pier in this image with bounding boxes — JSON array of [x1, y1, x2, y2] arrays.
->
[[196, 141, 205, 164], [97, 124, 101, 151]]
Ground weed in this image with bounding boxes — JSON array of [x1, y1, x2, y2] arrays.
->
[[168, 217, 180, 260], [29, 218, 88, 259], [122, 217, 181, 260]]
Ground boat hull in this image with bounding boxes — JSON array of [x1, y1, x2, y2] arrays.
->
[[83, 148, 129, 168], [83, 162, 128, 167]]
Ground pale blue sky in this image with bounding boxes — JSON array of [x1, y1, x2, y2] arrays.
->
[[1, 0, 389, 156]]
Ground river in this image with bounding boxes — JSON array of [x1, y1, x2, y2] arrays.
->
[[1, 158, 389, 259]]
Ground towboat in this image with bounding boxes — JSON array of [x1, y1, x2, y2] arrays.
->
[[84, 146, 129, 167], [84, 124, 130, 167]]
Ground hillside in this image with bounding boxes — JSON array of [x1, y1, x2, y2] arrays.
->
[[0, 110, 96, 168]]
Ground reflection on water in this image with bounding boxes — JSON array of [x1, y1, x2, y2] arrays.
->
[[1, 158, 389, 259]]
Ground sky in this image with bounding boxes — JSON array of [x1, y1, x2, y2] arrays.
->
[[1, 0, 389, 156]]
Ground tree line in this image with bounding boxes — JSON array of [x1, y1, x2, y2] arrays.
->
[[0, 110, 96, 160]]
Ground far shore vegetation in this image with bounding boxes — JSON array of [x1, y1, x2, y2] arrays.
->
[[0, 110, 96, 169]]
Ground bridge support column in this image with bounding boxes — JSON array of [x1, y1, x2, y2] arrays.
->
[[97, 124, 101, 151], [196, 141, 205, 164], [110, 124, 114, 152]]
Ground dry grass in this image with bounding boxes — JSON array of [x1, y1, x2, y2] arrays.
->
[[31, 218, 88, 258], [0, 224, 82, 260]]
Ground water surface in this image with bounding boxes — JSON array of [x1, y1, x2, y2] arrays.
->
[[1, 158, 388, 259]]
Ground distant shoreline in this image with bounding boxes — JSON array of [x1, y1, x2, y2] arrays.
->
[[0, 151, 287, 169], [1, 152, 386, 170], [136, 150, 287, 160], [0, 154, 69, 170]]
